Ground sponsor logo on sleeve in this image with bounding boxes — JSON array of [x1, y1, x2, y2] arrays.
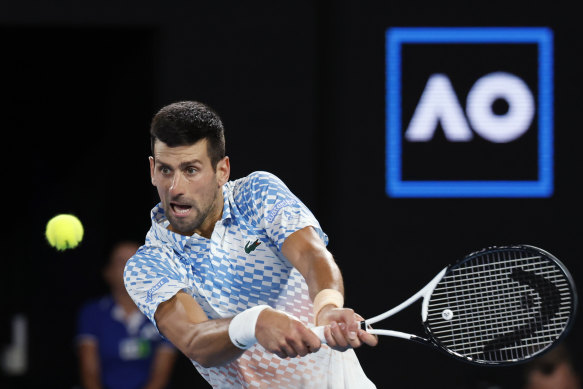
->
[[145, 277, 169, 303], [266, 198, 298, 223]]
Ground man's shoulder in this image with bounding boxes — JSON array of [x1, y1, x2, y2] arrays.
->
[[235, 171, 282, 185], [131, 241, 173, 260], [124, 243, 175, 277], [231, 171, 288, 195]]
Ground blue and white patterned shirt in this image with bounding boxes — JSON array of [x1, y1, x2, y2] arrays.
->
[[124, 171, 374, 388]]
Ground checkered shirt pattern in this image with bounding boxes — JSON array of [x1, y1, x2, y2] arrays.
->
[[124, 171, 375, 388]]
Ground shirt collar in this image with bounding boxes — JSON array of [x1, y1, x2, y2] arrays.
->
[[220, 182, 232, 223]]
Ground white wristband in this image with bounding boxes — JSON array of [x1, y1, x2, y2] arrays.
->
[[228, 305, 270, 349]]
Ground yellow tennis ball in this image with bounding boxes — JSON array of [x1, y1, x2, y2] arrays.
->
[[45, 214, 84, 251]]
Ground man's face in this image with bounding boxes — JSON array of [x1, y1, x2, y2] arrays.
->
[[149, 139, 230, 237]]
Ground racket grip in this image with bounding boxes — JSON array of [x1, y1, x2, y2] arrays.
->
[[310, 321, 366, 345], [311, 325, 327, 344]]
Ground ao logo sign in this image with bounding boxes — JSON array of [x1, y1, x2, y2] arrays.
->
[[406, 72, 534, 144], [386, 27, 554, 198]]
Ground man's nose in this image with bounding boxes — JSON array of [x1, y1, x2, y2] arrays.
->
[[169, 172, 186, 195]]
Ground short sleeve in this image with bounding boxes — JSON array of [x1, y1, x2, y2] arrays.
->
[[76, 301, 99, 343], [123, 245, 189, 328], [237, 171, 329, 250]]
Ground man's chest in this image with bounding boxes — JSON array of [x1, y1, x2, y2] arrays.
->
[[178, 224, 293, 308]]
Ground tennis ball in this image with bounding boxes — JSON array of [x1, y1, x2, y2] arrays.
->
[[45, 214, 84, 251]]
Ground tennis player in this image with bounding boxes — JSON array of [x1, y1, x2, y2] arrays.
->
[[124, 101, 377, 388]]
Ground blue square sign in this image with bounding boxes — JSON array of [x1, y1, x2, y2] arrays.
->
[[386, 27, 553, 198]]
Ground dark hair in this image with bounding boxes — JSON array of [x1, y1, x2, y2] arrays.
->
[[150, 101, 226, 168]]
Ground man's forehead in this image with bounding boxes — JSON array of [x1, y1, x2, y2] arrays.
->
[[153, 139, 210, 164]]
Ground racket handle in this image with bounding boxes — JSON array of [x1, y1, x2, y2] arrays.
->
[[311, 325, 327, 344], [310, 321, 367, 345]]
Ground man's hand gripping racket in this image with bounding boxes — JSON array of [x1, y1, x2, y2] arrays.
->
[[312, 245, 577, 366]]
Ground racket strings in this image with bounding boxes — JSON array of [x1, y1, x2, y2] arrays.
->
[[425, 249, 573, 363]]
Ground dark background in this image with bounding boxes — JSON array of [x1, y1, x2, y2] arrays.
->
[[1, 1, 581, 388]]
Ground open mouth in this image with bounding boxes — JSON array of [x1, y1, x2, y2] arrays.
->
[[170, 203, 192, 216]]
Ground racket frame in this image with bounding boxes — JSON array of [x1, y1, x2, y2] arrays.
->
[[360, 245, 578, 366], [360, 267, 446, 343]]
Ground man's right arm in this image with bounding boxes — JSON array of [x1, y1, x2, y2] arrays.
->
[[155, 291, 322, 367], [155, 291, 241, 367]]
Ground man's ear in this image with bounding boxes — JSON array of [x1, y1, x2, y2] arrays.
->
[[149, 156, 156, 186], [216, 156, 230, 186]]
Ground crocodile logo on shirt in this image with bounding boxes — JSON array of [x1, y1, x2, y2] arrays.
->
[[245, 239, 261, 254]]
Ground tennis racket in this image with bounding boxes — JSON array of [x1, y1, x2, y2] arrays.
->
[[312, 245, 577, 365]]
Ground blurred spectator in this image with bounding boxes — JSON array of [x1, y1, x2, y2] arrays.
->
[[75, 241, 177, 389], [523, 344, 580, 389]]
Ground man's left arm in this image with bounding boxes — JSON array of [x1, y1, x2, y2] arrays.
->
[[281, 226, 378, 350]]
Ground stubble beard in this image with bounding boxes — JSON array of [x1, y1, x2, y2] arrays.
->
[[166, 188, 220, 236]]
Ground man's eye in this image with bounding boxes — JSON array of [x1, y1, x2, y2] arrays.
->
[[160, 167, 171, 175], [186, 167, 198, 175]]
